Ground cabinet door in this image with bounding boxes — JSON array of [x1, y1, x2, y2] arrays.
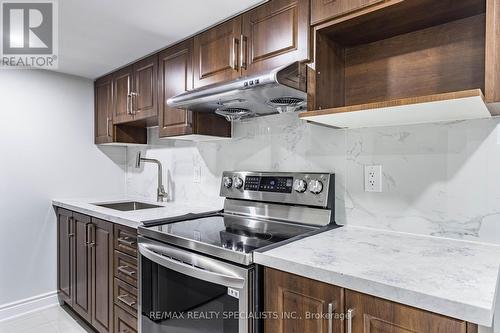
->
[[311, 0, 384, 25], [95, 75, 113, 144], [72, 213, 92, 322], [345, 290, 467, 333], [132, 54, 158, 120], [158, 39, 195, 137], [113, 66, 134, 124], [57, 209, 74, 305], [91, 218, 114, 333], [242, 0, 310, 76], [193, 17, 242, 88], [265, 268, 343, 333]]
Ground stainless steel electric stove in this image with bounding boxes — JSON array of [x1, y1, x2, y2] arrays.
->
[[138, 171, 337, 333]]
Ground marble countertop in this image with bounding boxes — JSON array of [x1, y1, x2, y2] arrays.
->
[[52, 197, 218, 229], [254, 225, 500, 326]]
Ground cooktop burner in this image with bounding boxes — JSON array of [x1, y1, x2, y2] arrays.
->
[[145, 214, 316, 255]]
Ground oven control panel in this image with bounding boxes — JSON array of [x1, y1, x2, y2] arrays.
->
[[244, 176, 293, 193], [220, 171, 334, 208]]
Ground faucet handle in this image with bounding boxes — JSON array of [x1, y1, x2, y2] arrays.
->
[[157, 186, 167, 202]]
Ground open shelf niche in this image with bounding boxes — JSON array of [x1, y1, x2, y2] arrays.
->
[[303, 0, 500, 128]]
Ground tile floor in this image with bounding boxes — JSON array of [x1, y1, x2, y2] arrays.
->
[[0, 305, 91, 333]]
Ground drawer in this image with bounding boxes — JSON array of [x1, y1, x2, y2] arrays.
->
[[114, 305, 138, 333], [114, 224, 137, 257], [311, 0, 385, 25], [114, 251, 137, 287], [114, 278, 138, 317]]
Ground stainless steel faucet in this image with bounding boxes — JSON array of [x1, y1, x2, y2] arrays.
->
[[135, 152, 167, 202]]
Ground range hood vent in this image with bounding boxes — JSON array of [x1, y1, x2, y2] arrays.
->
[[167, 62, 307, 121], [215, 108, 253, 121]]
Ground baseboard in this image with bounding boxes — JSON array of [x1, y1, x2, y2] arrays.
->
[[0, 291, 59, 322]]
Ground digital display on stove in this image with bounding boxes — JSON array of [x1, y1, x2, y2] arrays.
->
[[244, 176, 293, 193]]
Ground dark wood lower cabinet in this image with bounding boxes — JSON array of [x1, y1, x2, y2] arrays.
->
[[72, 213, 92, 323], [57, 209, 116, 333], [265, 268, 478, 333], [265, 268, 344, 333], [57, 209, 74, 305], [345, 290, 469, 333], [91, 218, 114, 333]]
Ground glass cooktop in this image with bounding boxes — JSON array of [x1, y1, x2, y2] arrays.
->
[[144, 214, 317, 255]]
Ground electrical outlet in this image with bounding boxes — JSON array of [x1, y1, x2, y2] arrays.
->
[[193, 166, 201, 183], [364, 165, 382, 192]]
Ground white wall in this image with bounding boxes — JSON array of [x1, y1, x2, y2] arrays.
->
[[127, 113, 500, 245], [0, 70, 127, 311]]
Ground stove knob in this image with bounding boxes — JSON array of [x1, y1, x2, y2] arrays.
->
[[308, 179, 323, 194], [293, 179, 307, 193], [233, 177, 244, 189], [223, 176, 233, 188]]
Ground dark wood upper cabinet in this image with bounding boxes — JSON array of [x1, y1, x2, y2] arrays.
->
[[242, 0, 310, 76], [57, 209, 74, 306], [193, 17, 242, 89], [345, 290, 468, 333], [112, 66, 134, 124], [112, 55, 158, 124], [95, 75, 113, 144], [159, 39, 194, 137], [159, 39, 231, 138], [132, 54, 158, 121], [91, 218, 114, 333], [265, 268, 344, 333], [311, 0, 385, 25]]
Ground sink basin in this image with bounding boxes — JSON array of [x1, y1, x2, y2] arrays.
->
[[94, 201, 163, 211]]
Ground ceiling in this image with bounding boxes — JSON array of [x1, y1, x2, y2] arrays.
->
[[58, 0, 265, 79]]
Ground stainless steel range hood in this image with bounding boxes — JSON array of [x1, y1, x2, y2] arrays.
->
[[167, 62, 307, 121]]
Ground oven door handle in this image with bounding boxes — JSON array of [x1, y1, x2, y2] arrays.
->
[[139, 243, 245, 289]]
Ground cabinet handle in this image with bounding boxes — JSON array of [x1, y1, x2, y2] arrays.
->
[[126, 93, 132, 115], [231, 37, 239, 71], [117, 294, 136, 307], [328, 302, 335, 333], [347, 308, 355, 333], [87, 223, 95, 247], [106, 117, 111, 136], [118, 236, 136, 247], [240, 34, 247, 70], [68, 217, 75, 238], [132, 92, 138, 114], [118, 265, 136, 276]]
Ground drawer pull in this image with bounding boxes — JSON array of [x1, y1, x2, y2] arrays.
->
[[117, 294, 136, 307], [118, 237, 136, 247], [118, 265, 136, 276]]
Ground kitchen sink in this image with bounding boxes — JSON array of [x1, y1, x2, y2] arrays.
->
[[94, 201, 163, 211]]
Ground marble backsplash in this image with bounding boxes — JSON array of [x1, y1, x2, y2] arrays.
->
[[126, 113, 500, 245]]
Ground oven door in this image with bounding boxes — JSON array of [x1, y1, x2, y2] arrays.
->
[[138, 236, 254, 333]]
